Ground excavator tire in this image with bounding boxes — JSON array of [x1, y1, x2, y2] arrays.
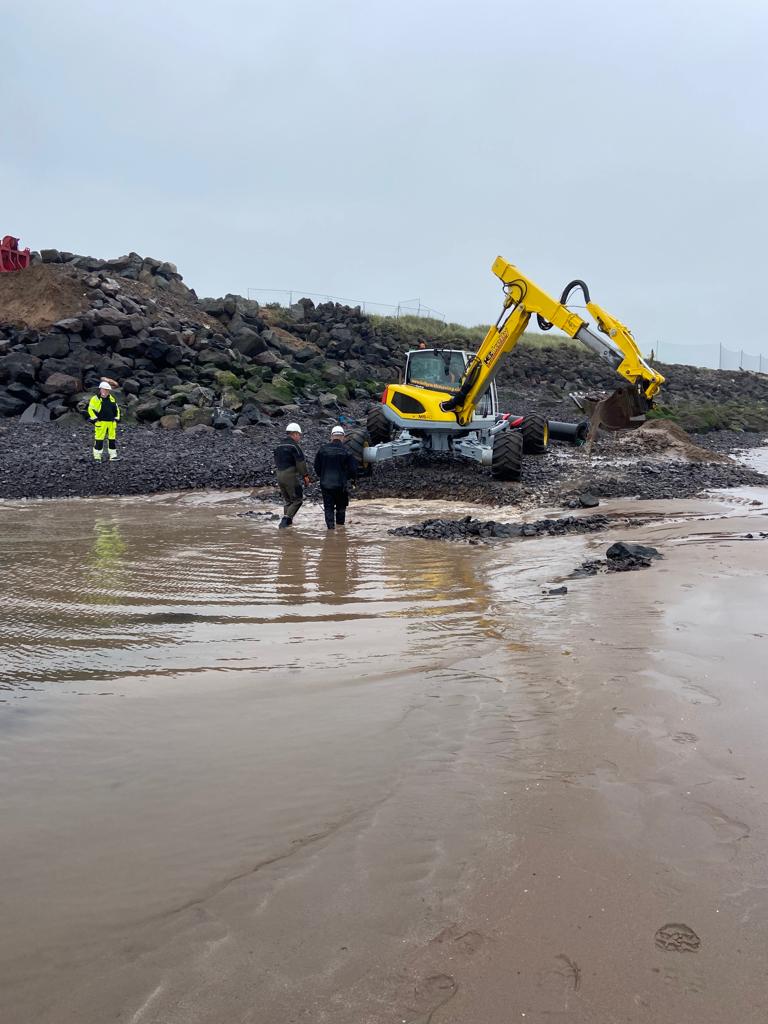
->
[[491, 429, 523, 481], [345, 427, 372, 474], [519, 414, 549, 455], [366, 405, 392, 444]]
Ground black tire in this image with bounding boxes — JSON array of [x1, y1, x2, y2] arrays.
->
[[345, 427, 371, 473], [366, 405, 391, 444], [491, 429, 523, 481], [519, 414, 549, 454]]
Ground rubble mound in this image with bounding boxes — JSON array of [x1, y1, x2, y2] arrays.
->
[[390, 512, 614, 541], [615, 419, 728, 463], [0, 265, 89, 329]]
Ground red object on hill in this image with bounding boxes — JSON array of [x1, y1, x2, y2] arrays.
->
[[0, 236, 31, 272]]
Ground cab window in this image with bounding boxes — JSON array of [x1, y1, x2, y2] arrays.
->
[[406, 351, 466, 391]]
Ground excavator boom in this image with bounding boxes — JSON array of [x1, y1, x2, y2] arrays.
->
[[443, 258, 665, 428]]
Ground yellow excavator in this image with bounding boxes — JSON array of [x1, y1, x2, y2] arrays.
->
[[347, 257, 665, 480]]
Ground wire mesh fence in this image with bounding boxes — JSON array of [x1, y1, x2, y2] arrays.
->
[[654, 341, 768, 373], [245, 288, 445, 321]]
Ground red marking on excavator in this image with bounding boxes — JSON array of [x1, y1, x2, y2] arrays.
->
[[0, 236, 31, 273]]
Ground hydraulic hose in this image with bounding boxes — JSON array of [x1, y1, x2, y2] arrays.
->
[[537, 279, 592, 331]]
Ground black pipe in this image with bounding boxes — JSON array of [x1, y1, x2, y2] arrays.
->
[[547, 419, 589, 444]]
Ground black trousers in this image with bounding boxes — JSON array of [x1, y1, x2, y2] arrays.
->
[[321, 487, 349, 528]]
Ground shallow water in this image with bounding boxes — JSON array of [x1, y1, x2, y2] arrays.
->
[[2, 491, 768, 1023]]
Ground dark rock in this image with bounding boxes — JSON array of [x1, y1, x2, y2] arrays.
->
[[198, 348, 235, 370], [0, 353, 39, 386], [158, 414, 181, 430], [93, 324, 122, 341], [53, 317, 84, 334], [212, 408, 236, 429], [20, 403, 52, 424], [547, 586, 568, 595], [231, 328, 267, 357], [40, 248, 61, 263], [29, 335, 71, 359], [606, 542, 661, 562], [134, 398, 164, 422], [578, 493, 600, 508], [0, 393, 28, 416]]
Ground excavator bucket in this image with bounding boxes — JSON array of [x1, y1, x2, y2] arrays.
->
[[571, 385, 650, 432], [0, 235, 31, 273]]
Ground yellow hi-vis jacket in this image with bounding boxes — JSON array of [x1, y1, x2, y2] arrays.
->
[[87, 393, 121, 422]]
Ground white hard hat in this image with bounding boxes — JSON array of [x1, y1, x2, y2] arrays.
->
[[286, 422, 302, 433], [98, 381, 112, 391], [331, 425, 345, 436]]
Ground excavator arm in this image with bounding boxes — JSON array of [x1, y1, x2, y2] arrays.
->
[[442, 257, 665, 428]]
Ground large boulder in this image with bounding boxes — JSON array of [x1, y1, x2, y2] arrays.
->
[[40, 372, 81, 396], [0, 393, 28, 416], [20, 403, 52, 424], [180, 406, 213, 428], [29, 335, 71, 360], [254, 381, 294, 406], [231, 327, 267, 357], [134, 398, 165, 422], [0, 353, 39, 385], [197, 348, 236, 370]]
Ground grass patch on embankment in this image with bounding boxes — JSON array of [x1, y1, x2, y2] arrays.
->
[[648, 401, 768, 433], [371, 314, 578, 351]]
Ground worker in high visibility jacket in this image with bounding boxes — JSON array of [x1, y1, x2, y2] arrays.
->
[[87, 381, 121, 461]]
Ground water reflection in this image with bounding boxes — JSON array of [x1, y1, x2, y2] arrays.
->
[[315, 533, 359, 602]]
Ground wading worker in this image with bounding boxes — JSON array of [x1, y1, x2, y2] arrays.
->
[[87, 380, 120, 461], [274, 422, 311, 529], [314, 425, 358, 530]]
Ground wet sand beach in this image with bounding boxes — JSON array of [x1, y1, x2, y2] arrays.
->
[[1, 489, 768, 1022]]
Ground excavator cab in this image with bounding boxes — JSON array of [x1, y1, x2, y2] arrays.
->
[[403, 349, 499, 416]]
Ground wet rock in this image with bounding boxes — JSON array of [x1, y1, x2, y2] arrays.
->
[[390, 513, 614, 542], [578, 492, 599, 508], [569, 541, 663, 578], [546, 585, 568, 595], [606, 541, 661, 562]]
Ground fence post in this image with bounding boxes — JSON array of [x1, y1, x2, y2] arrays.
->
[[740, 349, 744, 370], [719, 342, 723, 369]]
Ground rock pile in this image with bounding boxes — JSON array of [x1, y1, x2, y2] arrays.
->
[[570, 541, 663, 576], [390, 512, 615, 541], [0, 257, 388, 427], [37, 248, 192, 297]]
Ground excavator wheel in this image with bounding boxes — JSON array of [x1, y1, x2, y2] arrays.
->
[[366, 405, 392, 444], [491, 429, 523, 481], [519, 414, 549, 455], [345, 427, 372, 474]]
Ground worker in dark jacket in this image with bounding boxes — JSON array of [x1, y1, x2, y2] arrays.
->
[[314, 425, 359, 530], [87, 381, 121, 461], [273, 422, 310, 529]]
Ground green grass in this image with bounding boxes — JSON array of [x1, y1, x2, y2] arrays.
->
[[371, 314, 578, 351]]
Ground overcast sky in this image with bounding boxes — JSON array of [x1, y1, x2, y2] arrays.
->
[[6, 0, 767, 360]]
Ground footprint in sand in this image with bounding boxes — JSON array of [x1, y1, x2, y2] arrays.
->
[[409, 974, 458, 1024], [681, 684, 721, 707], [671, 731, 699, 744], [430, 923, 485, 955], [654, 923, 701, 952]]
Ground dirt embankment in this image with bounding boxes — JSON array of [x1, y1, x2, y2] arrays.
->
[[0, 265, 88, 329]]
